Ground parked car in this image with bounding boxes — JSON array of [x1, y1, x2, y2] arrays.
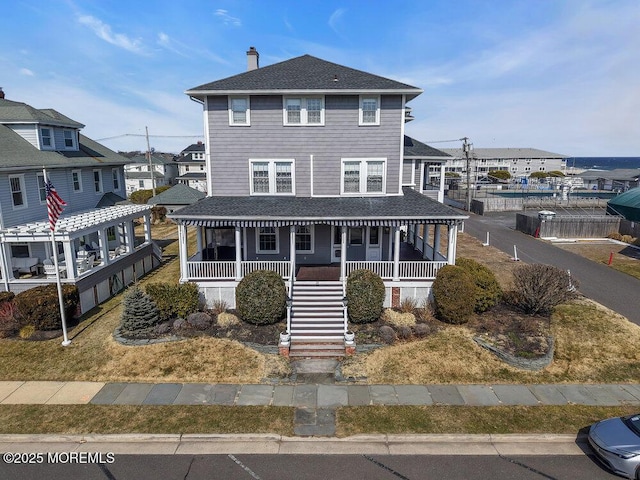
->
[[588, 413, 640, 479]]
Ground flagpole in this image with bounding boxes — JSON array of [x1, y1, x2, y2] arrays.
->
[[43, 168, 70, 347]]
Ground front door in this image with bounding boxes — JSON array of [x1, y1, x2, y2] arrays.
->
[[331, 226, 341, 263], [366, 226, 382, 260]]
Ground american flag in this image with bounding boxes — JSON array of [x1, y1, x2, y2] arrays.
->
[[45, 179, 67, 231]]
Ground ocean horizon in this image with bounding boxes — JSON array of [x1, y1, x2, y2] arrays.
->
[[569, 157, 640, 170]]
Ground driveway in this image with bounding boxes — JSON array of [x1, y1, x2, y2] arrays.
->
[[461, 211, 640, 325]]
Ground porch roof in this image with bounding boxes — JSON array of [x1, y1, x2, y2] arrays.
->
[[0, 204, 151, 240], [169, 187, 468, 227]]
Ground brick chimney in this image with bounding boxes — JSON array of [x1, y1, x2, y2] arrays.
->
[[0, 87, 4, 99], [246, 46, 259, 71]]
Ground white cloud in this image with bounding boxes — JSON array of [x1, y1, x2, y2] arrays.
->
[[19, 68, 34, 76], [215, 9, 241, 27], [328, 8, 346, 35], [77, 14, 146, 55]]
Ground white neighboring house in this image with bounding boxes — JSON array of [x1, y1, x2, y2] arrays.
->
[[441, 148, 568, 183], [0, 90, 162, 313], [175, 142, 207, 193], [124, 153, 178, 194]]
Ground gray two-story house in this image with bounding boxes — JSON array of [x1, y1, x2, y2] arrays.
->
[[170, 49, 466, 350], [0, 92, 161, 313]]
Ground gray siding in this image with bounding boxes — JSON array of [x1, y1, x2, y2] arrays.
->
[[0, 166, 125, 228], [403, 159, 413, 185], [207, 94, 404, 197], [9, 125, 39, 148]]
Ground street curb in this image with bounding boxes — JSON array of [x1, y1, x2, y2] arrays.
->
[[0, 433, 590, 455]]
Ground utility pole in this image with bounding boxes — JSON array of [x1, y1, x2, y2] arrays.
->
[[462, 137, 473, 211], [145, 126, 156, 197]]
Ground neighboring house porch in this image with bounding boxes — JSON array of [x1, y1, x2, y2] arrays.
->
[[0, 204, 162, 314]]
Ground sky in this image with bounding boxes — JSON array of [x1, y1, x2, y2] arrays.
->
[[1, 0, 639, 157]]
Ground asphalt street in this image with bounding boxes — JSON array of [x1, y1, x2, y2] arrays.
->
[[461, 211, 640, 325], [0, 453, 620, 480]]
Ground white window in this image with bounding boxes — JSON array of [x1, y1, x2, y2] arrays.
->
[[295, 225, 314, 253], [283, 96, 324, 125], [256, 227, 279, 253], [341, 158, 386, 194], [40, 128, 53, 149], [72, 169, 83, 192], [249, 160, 295, 195], [9, 175, 27, 209], [63, 130, 75, 149], [139, 180, 145, 188], [359, 96, 380, 125], [37, 173, 46, 203], [112, 168, 120, 191], [93, 169, 103, 193], [349, 228, 363, 245], [229, 96, 250, 125]]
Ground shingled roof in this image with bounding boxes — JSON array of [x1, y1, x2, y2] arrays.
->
[[0, 99, 84, 128], [404, 136, 451, 159], [186, 54, 423, 100]]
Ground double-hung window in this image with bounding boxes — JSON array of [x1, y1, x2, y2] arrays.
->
[[256, 227, 279, 253], [72, 169, 83, 192], [9, 175, 27, 209], [41, 128, 53, 149], [63, 130, 75, 149], [112, 168, 120, 191], [93, 169, 103, 194], [341, 159, 386, 194], [229, 96, 250, 125], [295, 225, 314, 253], [37, 174, 46, 203], [359, 96, 380, 125], [250, 160, 294, 195], [283, 96, 324, 125]]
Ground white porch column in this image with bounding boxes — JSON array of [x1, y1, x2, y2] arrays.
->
[[234, 226, 242, 281], [98, 229, 109, 264], [125, 221, 135, 252], [438, 163, 446, 203], [63, 241, 76, 280], [422, 224, 430, 260], [413, 223, 419, 248], [178, 224, 189, 280], [289, 225, 296, 283], [434, 224, 442, 261], [0, 242, 12, 285], [447, 224, 458, 265], [392, 227, 401, 281], [196, 227, 203, 258], [143, 214, 152, 243], [340, 226, 347, 282]]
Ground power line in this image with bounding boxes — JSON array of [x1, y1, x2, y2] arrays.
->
[[422, 138, 465, 144], [96, 133, 202, 141]]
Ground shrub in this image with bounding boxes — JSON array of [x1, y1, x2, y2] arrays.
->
[[14, 285, 79, 331], [217, 312, 240, 328], [431, 265, 476, 324], [120, 284, 160, 338], [456, 257, 502, 313], [19, 325, 35, 339], [130, 186, 171, 205], [0, 300, 20, 338], [145, 282, 200, 321], [621, 235, 634, 244], [606, 232, 623, 241], [382, 309, 416, 328], [399, 297, 418, 314], [0, 292, 15, 304], [236, 270, 286, 325], [510, 263, 579, 315], [210, 299, 229, 315], [346, 269, 386, 324]]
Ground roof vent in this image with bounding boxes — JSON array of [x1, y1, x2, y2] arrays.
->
[[333, 75, 338, 82], [0, 87, 4, 99]]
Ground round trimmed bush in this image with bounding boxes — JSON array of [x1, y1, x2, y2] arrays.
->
[[432, 265, 476, 324], [456, 258, 502, 313], [14, 284, 79, 331], [236, 270, 286, 325], [346, 269, 386, 324]]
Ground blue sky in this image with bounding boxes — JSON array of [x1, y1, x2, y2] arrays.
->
[[1, 0, 638, 156]]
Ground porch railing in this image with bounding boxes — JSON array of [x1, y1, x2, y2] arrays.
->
[[346, 261, 447, 280], [186, 260, 292, 280]]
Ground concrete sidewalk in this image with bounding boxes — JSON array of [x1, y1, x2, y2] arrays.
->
[[1, 381, 640, 407]]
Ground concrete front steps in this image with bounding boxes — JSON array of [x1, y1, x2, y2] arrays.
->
[[289, 280, 346, 359]]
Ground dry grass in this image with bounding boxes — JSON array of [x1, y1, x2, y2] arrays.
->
[[337, 405, 638, 436], [456, 232, 518, 289], [382, 309, 416, 327], [553, 240, 640, 280]]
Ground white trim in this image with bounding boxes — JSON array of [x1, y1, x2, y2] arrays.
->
[[187, 88, 423, 96], [228, 96, 251, 126], [359, 95, 380, 126], [282, 95, 325, 126], [92, 169, 103, 194], [111, 168, 121, 192], [419, 161, 425, 194], [340, 158, 387, 195], [255, 226, 280, 254], [204, 106, 213, 196], [399, 94, 406, 194], [294, 224, 314, 254], [309, 154, 314, 197], [249, 159, 295, 195], [9, 174, 27, 210], [62, 129, 77, 150], [71, 169, 83, 193], [36, 173, 46, 205], [40, 127, 54, 150]]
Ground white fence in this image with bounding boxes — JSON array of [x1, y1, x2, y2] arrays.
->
[[241, 261, 291, 279], [186, 260, 291, 280], [346, 261, 447, 280]]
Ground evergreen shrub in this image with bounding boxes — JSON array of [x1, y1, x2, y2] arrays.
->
[[14, 285, 79, 331], [120, 284, 160, 337], [346, 269, 385, 324], [432, 265, 476, 324], [145, 282, 200, 320], [236, 270, 286, 325], [456, 257, 502, 313]]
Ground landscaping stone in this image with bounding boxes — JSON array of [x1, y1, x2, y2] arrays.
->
[[395, 385, 432, 405], [143, 383, 182, 405], [236, 385, 274, 406], [491, 385, 539, 406], [90, 383, 128, 405], [427, 385, 465, 405], [457, 385, 501, 406], [473, 335, 554, 371], [112, 383, 154, 405], [369, 385, 398, 405]]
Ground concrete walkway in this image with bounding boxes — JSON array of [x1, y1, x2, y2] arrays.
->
[[2, 381, 640, 408]]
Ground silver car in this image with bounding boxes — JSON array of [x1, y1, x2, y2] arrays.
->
[[588, 413, 640, 479]]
